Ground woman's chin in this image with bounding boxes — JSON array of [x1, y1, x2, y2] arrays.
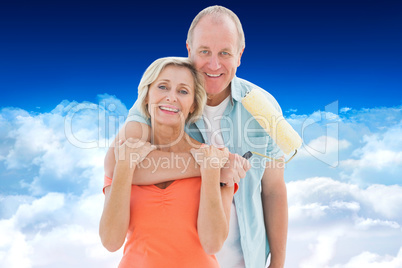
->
[[152, 116, 185, 128]]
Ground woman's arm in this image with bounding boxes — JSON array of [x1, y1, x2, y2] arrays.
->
[[99, 139, 156, 252], [192, 146, 234, 254], [99, 164, 133, 252]]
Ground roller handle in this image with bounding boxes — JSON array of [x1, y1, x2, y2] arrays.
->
[[242, 151, 253, 160], [220, 151, 253, 187]]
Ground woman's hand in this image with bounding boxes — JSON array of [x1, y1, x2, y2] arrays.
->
[[192, 145, 232, 254], [114, 138, 156, 168], [190, 145, 229, 171]]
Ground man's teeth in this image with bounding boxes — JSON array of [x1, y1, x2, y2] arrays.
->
[[206, 73, 221, 77], [160, 106, 179, 112]]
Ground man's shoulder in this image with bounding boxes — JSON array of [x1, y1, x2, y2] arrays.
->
[[231, 76, 259, 97], [232, 76, 282, 114]]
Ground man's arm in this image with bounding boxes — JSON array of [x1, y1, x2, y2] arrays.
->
[[104, 121, 200, 184], [261, 158, 288, 268], [104, 121, 250, 185]]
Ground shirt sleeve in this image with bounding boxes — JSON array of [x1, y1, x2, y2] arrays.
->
[[103, 175, 113, 194], [126, 100, 151, 125], [234, 183, 239, 194]]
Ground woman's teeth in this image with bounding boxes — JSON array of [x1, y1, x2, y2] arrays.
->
[[160, 106, 179, 112]]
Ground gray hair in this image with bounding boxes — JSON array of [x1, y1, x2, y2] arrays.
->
[[186, 5, 245, 52], [137, 57, 206, 124]]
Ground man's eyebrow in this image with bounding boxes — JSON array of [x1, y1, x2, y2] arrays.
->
[[198, 45, 233, 52]]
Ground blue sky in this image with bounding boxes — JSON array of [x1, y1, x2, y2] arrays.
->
[[1, 0, 401, 114], [1, 1, 402, 267]]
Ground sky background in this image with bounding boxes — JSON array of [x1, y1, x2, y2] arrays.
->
[[1, 0, 402, 267]]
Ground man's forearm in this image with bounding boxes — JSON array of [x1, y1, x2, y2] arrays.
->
[[262, 184, 288, 268], [105, 145, 201, 185], [104, 121, 201, 185], [261, 159, 288, 268]]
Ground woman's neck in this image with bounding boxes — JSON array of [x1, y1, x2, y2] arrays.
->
[[150, 123, 190, 152]]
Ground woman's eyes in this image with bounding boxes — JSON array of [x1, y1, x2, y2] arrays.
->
[[158, 85, 188, 95]]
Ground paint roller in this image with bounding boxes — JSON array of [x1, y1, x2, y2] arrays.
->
[[241, 89, 302, 163]]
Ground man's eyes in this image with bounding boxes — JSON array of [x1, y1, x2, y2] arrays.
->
[[199, 50, 230, 56]]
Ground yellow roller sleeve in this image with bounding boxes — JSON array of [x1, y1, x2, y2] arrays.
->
[[241, 89, 302, 155]]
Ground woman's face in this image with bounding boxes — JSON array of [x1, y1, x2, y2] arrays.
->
[[146, 65, 195, 127]]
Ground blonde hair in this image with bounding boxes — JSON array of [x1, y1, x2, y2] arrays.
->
[[186, 5, 245, 52], [137, 57, 206, 124]]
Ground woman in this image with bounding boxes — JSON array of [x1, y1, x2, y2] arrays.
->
[[99, 57, 237, 267]]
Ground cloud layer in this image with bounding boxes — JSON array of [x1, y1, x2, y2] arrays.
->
[[0, 96, 401, 267]]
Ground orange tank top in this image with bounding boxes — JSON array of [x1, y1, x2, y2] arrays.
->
[[104, 176, 226, 268]]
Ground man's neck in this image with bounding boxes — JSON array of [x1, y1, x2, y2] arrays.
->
[[206, 85, 231, 106]]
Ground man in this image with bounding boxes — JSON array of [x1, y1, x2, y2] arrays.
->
[[104, 5, 287, 268]]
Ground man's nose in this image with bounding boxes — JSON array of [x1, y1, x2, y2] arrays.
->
[[208, 54, 221, 70]]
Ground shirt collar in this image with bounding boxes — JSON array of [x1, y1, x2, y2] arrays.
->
[[229, 76, 242, 103]]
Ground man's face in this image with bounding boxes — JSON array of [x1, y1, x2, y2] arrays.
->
[[187, 15, 244, 105]]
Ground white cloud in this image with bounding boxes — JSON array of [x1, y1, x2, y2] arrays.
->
[[354, 217, 400, 230], [1, 97, 402, 268], [340, 107, 351, 113], [285, 105, 402, 183], [339, 122, 402, 186], [355, 184, 402, 219], [296, 136, 351, 167], [0, 95, 126, 267], [330, 248, 402, 268], [0, 94, 126, 196], [286, 177, 402, 268], [300, 232, 340, 268], [0, 193, 121, 268]]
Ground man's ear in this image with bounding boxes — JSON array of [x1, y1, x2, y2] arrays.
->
[[186, 42, 191, 57], [237, 48, 245, 67]]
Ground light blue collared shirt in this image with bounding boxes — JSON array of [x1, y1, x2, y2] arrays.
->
[[126, 76, 284, 268]]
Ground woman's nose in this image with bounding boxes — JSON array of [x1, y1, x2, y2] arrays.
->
[[166, 91, 177, 102]]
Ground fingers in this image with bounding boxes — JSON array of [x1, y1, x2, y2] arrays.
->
[[114, 138, 157, 165], [219, 152, 250, 186], [234, 153, 251, 174], [190, 145, 229, 169], [124, 137, 146, 149]]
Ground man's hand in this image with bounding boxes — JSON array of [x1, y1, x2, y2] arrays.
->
[[219, 152, 251, 187], [190, 145, 229, 171]]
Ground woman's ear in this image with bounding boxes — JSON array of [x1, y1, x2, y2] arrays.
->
[[145, 95, 150, 114], [190, 103, 195, 114]]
